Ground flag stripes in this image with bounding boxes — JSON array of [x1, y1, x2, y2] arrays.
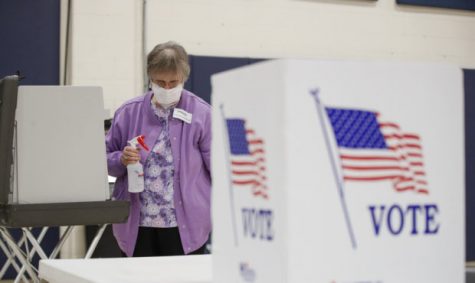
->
[[226, 119, 269, 199]]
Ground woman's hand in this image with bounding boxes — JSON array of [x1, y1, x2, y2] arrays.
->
[[121, 146, 141, 166]]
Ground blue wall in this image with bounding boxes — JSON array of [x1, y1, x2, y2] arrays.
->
[[397, 0, 475, 11], [0, 0, 59, 84], [0, 0, 60, 278], [185, 56, 264, 104]]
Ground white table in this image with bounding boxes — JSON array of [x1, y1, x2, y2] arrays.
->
[[39, 254, 212, 283]]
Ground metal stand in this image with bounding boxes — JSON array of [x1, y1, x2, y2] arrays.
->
[[0, 224, 109, 282]]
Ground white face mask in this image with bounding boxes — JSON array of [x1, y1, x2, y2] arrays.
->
[[151, 83, 183, 109]]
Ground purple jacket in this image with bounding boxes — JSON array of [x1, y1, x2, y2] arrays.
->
[[106, 90, 211, 256]]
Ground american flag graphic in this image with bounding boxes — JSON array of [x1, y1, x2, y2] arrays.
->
[[326, 107, 428, 195], [226, 119, 269, 199]]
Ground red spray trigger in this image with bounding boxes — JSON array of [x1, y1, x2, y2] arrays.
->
[[137, 135, 149, 151]]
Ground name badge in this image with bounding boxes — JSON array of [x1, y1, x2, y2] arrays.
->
[[173, 108, 193, 124]]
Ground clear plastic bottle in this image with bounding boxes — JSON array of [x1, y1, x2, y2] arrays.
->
[[127, 162, 145, 193], [126, 135, 149, 193]]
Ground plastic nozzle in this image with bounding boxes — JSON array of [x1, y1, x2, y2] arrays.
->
[[128, 135, 149, 151]]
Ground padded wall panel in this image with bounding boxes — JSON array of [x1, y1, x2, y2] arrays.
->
[[0, 0, 60, 278], [465, 69, 475, 261]]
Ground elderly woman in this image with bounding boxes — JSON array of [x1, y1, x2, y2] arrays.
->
[[106, 41, 211, 257]]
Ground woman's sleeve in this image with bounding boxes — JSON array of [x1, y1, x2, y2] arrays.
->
[[199, 108, 211, 175], [106, 111, 127, 177]]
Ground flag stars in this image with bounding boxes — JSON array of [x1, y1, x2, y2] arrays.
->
[[326, 108, 388, 149], [227, 119, 251, 155]]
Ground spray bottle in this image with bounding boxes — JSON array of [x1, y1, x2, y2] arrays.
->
[[127, 135, 149, 193]]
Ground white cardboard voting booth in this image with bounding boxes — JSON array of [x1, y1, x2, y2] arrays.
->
[[211, 60, 464, 283], [15, 86, 110, 203]]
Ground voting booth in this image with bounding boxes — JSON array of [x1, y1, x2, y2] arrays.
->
[[0, 76, 129, 282], [211, 60, 464, 283]]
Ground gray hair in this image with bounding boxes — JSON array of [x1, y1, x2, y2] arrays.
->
[[147, 41, 190, 82]]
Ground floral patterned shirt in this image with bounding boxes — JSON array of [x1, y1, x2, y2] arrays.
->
[[139, 102, 177, 227]]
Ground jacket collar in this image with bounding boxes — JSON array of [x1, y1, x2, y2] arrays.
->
[[145, 89, 191, 121]]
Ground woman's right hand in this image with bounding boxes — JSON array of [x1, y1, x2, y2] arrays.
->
[[120, 146, 140, 166]]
